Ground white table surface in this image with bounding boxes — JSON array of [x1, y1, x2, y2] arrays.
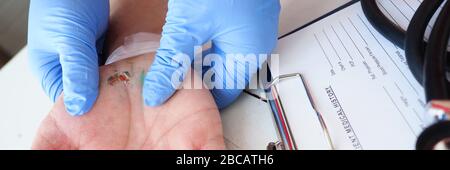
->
[[0, 0, 350, 150]]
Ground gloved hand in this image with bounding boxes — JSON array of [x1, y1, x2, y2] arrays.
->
[[28, 0, 109, 116], [144, 0, 281, 109]]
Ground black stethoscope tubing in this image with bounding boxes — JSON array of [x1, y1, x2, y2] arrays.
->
[[361, 0, 450, 150], [361, 0, 450, 101]]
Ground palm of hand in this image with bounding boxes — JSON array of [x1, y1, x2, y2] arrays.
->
[[32, 56, 224, 150]]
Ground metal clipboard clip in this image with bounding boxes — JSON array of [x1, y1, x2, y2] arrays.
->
[[265, 73, 334, 150]]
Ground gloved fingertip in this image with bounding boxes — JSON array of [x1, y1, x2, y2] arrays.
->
[[144, 96, 166, 107], [142, 78, 178, 107], [212, 89, 243, 110], [142, 86, 171, 107], [64, 95, 96, 116]]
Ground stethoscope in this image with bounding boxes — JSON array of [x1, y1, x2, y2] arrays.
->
[[267, 0, 450, 150], [361, 0, 450, 150]]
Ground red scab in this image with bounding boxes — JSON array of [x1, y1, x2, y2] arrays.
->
[[118, 74, 128, 81], [108, 74, 119, 86], [108, 71, 131, 86]]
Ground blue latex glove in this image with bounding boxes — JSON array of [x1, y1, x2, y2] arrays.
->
[[144, 0, 281, 109], [28, 0, 109, 116]]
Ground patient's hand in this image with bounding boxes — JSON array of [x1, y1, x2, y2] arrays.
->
[[32, 54, 225, 150]]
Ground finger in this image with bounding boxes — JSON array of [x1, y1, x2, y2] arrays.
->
[[57, 34, 100, 116], [28, 0, 109, 116], [27, 0, 66, 103], [27, 51, 64, 103], [57, 2, 109, 116], [143, 0, 212, 106], [206, 0, 281, 109], [201, 48, 245, 109]]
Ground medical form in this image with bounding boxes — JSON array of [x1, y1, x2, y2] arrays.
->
[[272, 0, 430, 149]]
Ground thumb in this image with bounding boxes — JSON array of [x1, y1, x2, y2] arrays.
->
[[57, 36, 100, 116], [143, 0, 212, 106], [143, 44, 193, 106], [27, 0, 108, 116]]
